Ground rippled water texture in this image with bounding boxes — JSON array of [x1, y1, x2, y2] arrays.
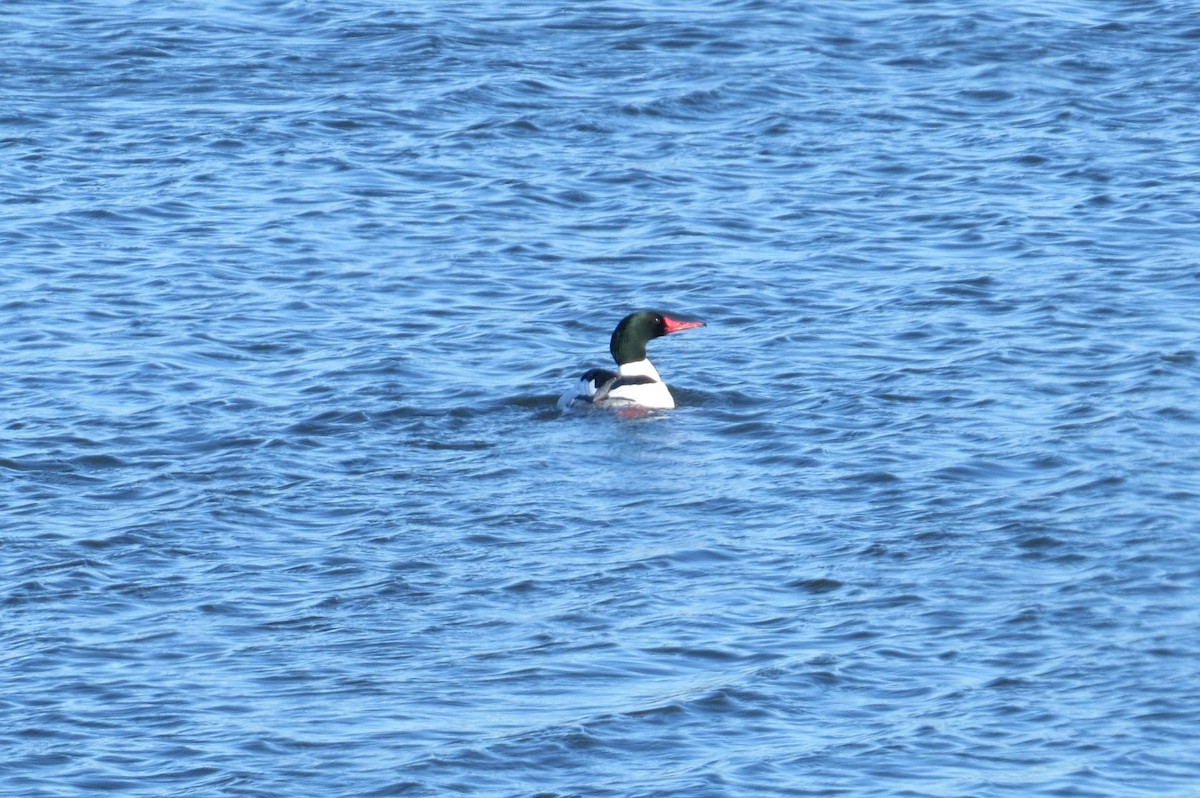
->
[[3, 2, 1199, 796]]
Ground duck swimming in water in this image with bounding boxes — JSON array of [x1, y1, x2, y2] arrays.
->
[[560, 310, 705, 411]]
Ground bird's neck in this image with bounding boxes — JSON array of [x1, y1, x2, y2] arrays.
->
[[618, 358, 662, 382]]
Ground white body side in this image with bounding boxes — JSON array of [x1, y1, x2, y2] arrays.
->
[[559, 358, 676, 410], [603, 359, 674, 409]]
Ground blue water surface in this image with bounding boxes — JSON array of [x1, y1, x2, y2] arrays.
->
[[3, 2, 1199, 796]]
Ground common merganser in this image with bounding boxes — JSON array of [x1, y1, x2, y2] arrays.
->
[[561, 310, 705, 411]]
